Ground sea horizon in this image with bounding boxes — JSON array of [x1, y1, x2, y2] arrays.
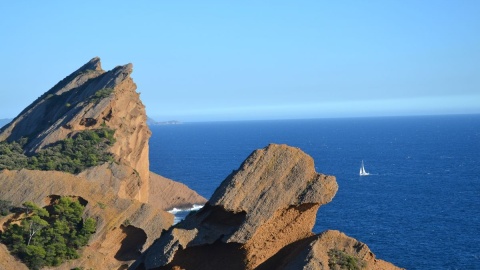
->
[[149, 112, 480, 125]]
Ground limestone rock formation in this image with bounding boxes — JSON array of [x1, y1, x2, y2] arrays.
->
[[0, 57, 151, 202], [256, 230, 401, 270], [149, 172, 207, 210], [132, 144, 402, 270], [0, 169, 172, 270], [0, 57, 206, 269]]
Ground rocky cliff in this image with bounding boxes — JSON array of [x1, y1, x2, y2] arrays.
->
[[149, 172, 207, 210], [0, 57, 151, 202], [0, 169, 171, 270], [0, 57, 399, 269], [0, 57, 206, 269], [132, 144, 402, 270]]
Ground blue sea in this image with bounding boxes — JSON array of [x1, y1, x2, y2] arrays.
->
[[149, 114, 480, 270]]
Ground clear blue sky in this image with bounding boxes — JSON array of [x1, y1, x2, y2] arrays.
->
[[1, 1, 479, 122]]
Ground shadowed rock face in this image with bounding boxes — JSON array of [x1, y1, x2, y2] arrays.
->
[[132, 144, 340, 269], [257, 230, 402, 270], [0, 57, 151, 202]]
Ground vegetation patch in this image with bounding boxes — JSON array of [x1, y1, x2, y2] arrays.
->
[[90, 88, 114, 103], [97, 202, 107, 209], [328, 249, 366, 270], [0, 128, 116, 174], [0, 197, 96, 270]]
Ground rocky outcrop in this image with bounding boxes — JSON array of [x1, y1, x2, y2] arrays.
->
[[257, 230, 401, 270], [132, 144, 402, 270], [149, 172, 207, 210], [0, 57, 151, 202], [0, 169, 172, 269], [0, 57, 206, 269]]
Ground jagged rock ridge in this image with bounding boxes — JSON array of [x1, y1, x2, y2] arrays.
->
[[132, 144, 402, 270], [0, 57, 206, 269], [0, 57, 151, 202]]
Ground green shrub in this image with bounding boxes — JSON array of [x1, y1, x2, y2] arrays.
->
[[0, 128, 115, 174], [0, 197, 96, 270], [328, 249, 366, 270], [97, 202, 106, 209], [90, 88, 114, 103]]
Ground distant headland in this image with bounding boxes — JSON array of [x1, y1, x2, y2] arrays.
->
[[147, 117, 181, 126]]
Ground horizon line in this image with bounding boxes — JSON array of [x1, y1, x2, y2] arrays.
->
[[150, 112, 480, 124]]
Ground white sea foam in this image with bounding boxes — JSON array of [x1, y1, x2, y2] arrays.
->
[[167, 204, 204, 214], [167, 204, 204, 224], [167, 207, 182, 214], [191, 204, 203, 211]]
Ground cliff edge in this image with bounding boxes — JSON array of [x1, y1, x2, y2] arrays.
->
[[0, 57, 206, 269], [0, 57, 151, 202]]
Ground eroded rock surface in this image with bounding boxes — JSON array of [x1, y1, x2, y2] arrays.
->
[[257, 230, 402, 270], [0, 169, 172, 270], [0, 57, 206, 269], [132, 144, 403, 270], [149, 172, 207, 210], [132, 144, 340, 270], [0, 57, 151, 202]]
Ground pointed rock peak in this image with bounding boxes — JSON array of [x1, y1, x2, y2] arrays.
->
[[124, 62, 133, 70], [78, 56, 103, 73], [112, 63, 133, 75]]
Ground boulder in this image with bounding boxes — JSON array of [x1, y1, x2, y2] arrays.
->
[[132, 144, 339, 270], [257, 230, 402, 270], [149, 172, 207, 210]]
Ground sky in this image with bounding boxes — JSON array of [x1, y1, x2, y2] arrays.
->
[[1, 1, 479, 122]]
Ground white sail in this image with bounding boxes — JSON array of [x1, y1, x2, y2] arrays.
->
[[359, 160, 369, 176]]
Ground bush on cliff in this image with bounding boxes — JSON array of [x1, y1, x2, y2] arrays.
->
[[90, 87, 114, 103], [0, 128, 115, 174], [328, 249, 366, 270], [0, 197, 96, 270]]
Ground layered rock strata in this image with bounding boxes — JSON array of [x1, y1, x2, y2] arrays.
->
[[0, 169, 171, 269], [132, 144, 402, 270], [0, 57, 151, 202], [149, 172, 207, 210], [256, 230, 401, 270], [0, 57, 206, 269]]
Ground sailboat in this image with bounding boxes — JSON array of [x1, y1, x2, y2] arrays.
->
[[359, 160, 370, 176]]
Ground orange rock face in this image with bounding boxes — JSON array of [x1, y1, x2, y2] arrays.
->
[[0, 169, 172, 270], [0, 57, 206, 269], [0, 57, 151, 202], [132, 144, 403, 270], [149, 172, 207, 210], [257, 230, 403, 270]]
